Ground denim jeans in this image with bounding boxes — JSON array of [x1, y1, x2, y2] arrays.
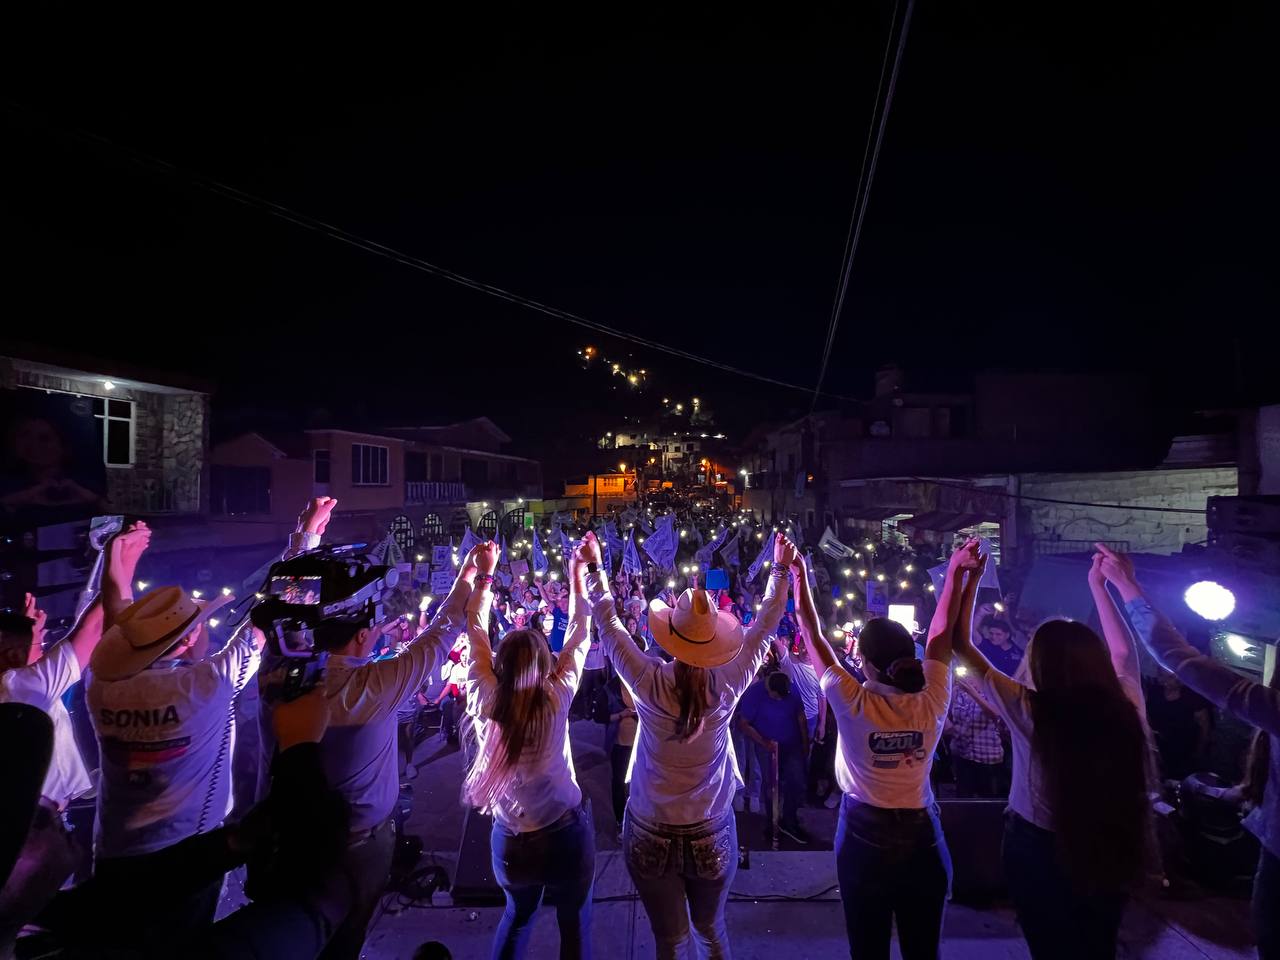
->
[[490, 802, 595, 960], [753, 741, 805, 832], [1255, 847, 1280, 960], [951, 756, 1003, 799], [624, 809, 737, 960], [1002, 811, 1126, 960], [834, 797, 951, 960]]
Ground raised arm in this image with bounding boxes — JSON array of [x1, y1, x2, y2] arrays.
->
[[585, 538, 659, 696], [465, 541, 500, 715], [948, 545, 995, 679], [1101, 551, 1280, 738], [551, 534, 594, 692], [282, 497, 337, 560], [790, 543, 845, 685], [102, 521, 151, 630], [722, 535, 796, 697], [925, 539, 980, 666], [1089, 545, 1144, 699]]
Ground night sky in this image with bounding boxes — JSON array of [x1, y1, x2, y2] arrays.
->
[[3, 3, 1275, 455]]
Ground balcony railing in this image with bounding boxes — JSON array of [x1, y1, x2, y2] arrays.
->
[[405, 481, 467, 504]]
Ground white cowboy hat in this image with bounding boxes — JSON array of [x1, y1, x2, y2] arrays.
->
[[90, 586, 234, 681], [648, 588, 744, 668]]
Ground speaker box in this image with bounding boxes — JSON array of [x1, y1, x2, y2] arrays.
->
[[451, 807, 503, 905], [937, 799, 1007, 902]]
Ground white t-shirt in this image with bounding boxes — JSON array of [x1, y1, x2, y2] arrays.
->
[[467, 594, 591, 832], [776, 645, 822, 721], [0, 644, 92, 806], [980, 666, 1144, 830], [821, 659, 951, 810], [89, 630, 260, 857]]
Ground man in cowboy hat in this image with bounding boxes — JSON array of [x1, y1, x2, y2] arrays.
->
[[86, 521, 260, 944]]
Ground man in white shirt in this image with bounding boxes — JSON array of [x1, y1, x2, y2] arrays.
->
[[0, 523, 144, 947]]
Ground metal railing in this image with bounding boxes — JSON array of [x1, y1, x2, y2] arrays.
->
[[405, 481, 468, 504]]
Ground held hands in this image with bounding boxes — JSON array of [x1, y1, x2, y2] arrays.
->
[[297, 497, 338, 536], [773, 533, 800, 570], [577, 531, 603, 568], [474, 541, 500, 577], [948, 538, 982, 576], [1093, 543, 1139, 597], [108, 521, 152, 578]]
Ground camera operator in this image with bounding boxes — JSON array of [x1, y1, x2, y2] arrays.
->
[[85, 517, 264, 948], [255, 498, 479, 960]]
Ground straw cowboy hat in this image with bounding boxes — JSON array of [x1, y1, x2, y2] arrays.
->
[[648, 588, 745, 669], [91, 586, 234, 681]]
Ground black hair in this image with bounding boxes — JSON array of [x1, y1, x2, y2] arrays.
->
[[857, 618, 925, 693], [767, 671, 792, 697], [312, 618, 366, 653], [982, 618, 1013, 636], [0, 613, 35, 656]]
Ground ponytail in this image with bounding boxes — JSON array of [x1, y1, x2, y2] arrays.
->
[[882, 656, 926, 693], [672, 661, 710, 741]]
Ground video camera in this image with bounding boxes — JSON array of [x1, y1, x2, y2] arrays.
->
[[250, 543, 400, 701]]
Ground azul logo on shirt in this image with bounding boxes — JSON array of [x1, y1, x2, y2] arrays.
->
[[867, 730, 926, 769]]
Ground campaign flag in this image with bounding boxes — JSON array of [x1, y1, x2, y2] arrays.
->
[[805, 550, 818, 591], [818, 526, 856, 560], [499, 535, 510, 567], [720, 532, 740, 568], [695, 526, 729, 567], [559, 528, 575, 571], [551, 511, 570, 531], [623, 529, 644, 577], [372, 534, 404, 566], [459, 526, 480, 556], [927, 562, 947, 596], [602, 520, 625, 558], [745, 537, 770, 583], [531, 527, 548, 574], [643, 514, 678, 570], [637, 514, 654, 535], [977, 537, 1002, 592]]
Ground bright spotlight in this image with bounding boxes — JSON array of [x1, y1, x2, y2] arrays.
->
[[1184, 581, 1235, 621]]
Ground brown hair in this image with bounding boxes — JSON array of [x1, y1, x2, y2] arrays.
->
[[463, 629, 554, 813], [672, 661, 710, 741], [1026, 620, 1150, 893]]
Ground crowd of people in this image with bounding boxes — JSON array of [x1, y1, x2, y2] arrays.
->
[[2, 495, 1278, 960]]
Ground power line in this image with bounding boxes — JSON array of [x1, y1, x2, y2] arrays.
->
[[911, 476, 1209, 515], [4, 102, 861, 403], [811, 0, 916, 411]]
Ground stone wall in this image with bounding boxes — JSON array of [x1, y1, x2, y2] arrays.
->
[[1019, 467, 1238, 556], [162, 393, 207, 513]]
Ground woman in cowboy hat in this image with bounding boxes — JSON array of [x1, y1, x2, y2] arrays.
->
[[586, 530, 798, 960], [792, 539, 983, 960], [463, 539, 596, 960]]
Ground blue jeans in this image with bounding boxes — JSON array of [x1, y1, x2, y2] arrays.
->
[[1255, 847, 1280, 960], [624, 809, 737, 960], [490, 803, 595, 960], [834, 797, 951, 960], [1002, 811, 1126, 960]]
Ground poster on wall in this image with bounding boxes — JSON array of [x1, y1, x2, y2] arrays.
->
[[1, 387, 108, 531]]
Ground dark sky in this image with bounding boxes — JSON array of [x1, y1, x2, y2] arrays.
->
[[2, 3, 1276, 454]]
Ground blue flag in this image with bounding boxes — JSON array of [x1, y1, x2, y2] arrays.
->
[[531, 527, 548, 575], [696, 526, 729, 567], [720, 532, 740, 568], [623, 529, 644, 576], [746, 536, 770, 583], [459, 526, 480, 557], [500, 535, 509, 567], [643, 514, 679, 571], [559, 528, 575, 572]]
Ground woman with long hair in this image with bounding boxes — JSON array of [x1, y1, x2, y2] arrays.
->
[[587, 531, 796, 960], [952, 543, 1151, 959], [1094, 544, 1280, 959], [791, 539, 979, 960], [463, 540, 595, 960]]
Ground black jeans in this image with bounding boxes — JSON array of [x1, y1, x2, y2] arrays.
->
[[317, 817, 396, 960], [951, 756, 1003, 799], [610, 744, 632, 825], [1256, 847, 1280, 960], [1002, 811, 1126, 959], [834, 797, 951, 960], [490, 802, 595, 960]]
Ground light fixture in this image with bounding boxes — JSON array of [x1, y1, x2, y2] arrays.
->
[[103, 381, 116, 391], [1224, 633, 1256, 659], [191, 590, 203, 599], [905, 564, 914, 572], [842, 568, 852, 577], [898, 580, 909, 589], [221, 587, 233, 597], [136, 580, 149, 592], [927, 584, 935, 592], [834, 599, 844, 608], [876, 573, 886, 582], [416, 554, 424, 562], [845, 592, 855, 601], [208, 619, 220, 628], [859, 569, 868, 578], [1185, 581, 1235, 621]]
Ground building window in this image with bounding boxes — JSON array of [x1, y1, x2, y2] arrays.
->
[[351, 443, 389, 486], [391, 514, 415, 551], [421, 512, 444, 538], [210, 465, 270, 515], [429, 453, 443, 480], [92, 398, 135, 467], [461, 457, 488, 487], [314, 449, 330, 484], [685, 443, 694, 452], [477, 510, 498, 537]]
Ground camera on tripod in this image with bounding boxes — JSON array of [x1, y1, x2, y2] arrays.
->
[[250, 542, 400, 701]]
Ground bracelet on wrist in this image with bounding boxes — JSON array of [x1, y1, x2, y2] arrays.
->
[[477, 573, 496, 584]]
